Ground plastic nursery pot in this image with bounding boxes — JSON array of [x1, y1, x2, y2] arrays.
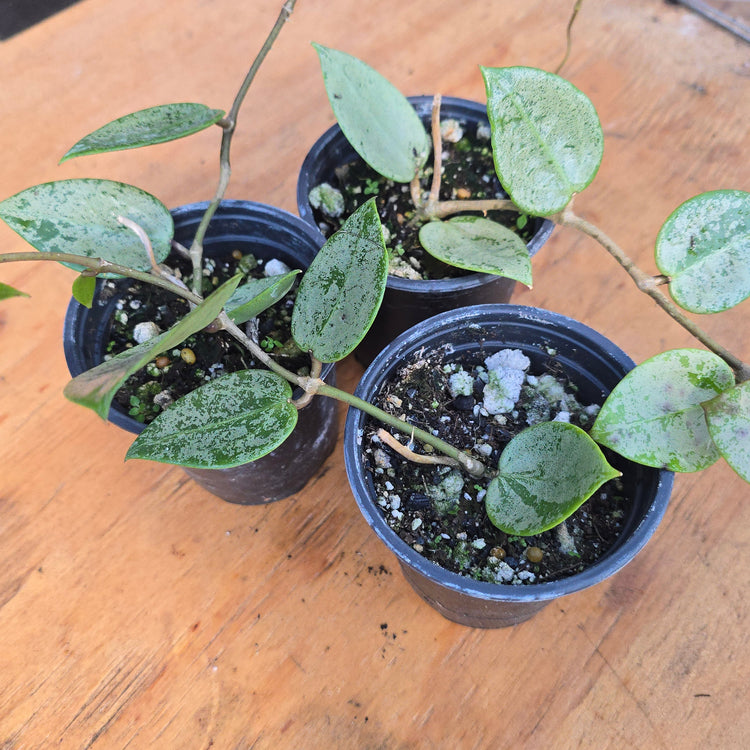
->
[[297, 96, 554, 366], [63, 200, 338, 506], [344, 304, 674, 628]]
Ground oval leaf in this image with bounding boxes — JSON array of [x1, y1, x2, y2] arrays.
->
[[590, 349, 734, 472], [0, 179, 173, 271], [481, 66, 603, 216], [704, 380, 750, 482], [485, 422, 620, 536], [71, 274, 96, 308], [419, 216, 532, 284], [125, 369, 297, 468], [292, 199, 388, 362], [313, 43, 430, 182], [655, 190, 750, 313], [225, 270, 300, 326], [61, 103, 225, 162], [63, 275, 242, 419], [0, 282, 29, 300]]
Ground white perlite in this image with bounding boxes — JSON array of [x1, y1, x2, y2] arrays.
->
[[448, 370, 474, 398], [440, 118, 464, 143], [482, 349, 531, 415], [132, 321, 161, 343], [264, 258, 291, 277], [308, 182, 345, 217]]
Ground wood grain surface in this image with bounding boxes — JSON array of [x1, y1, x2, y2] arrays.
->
[[1, 1, 748, 747]]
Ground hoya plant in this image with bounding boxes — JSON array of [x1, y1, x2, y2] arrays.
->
[[309, 43, 605, 286], [1, 10, 749, 539], [308, 46, 750, 532]]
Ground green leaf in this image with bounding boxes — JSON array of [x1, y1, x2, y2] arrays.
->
[[655, 190, 750, 313], [418, 216, 532, 284], [61, 103, 225, 162], [313, 43, 431, 182], [63, 275, 241, 419], [481, 66, 603, 216], [292, 199, 388, 362], [0, 282, 29, 300], [71, 274, 96, 308], [485, 422, 620, 536], [225, 270, 300, 326], [0, 179, 173, 272], [704, 381, 750, 482], [590, 349, 735, 472], [125, 369, 297, 468]]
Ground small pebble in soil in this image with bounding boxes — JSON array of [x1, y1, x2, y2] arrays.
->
[[180, 347, 197, 364], [155, 355, 170, 369], [526, 546, 544, 563]]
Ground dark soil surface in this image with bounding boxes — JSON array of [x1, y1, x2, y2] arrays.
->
[[101, 250, 306, 424], [309, 120, 535, 280], [362, 345, 630, 585]]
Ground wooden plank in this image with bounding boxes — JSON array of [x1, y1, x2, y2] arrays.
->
[[1, 1, 749, 747]]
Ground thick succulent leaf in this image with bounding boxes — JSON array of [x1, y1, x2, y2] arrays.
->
[[704, 381, 750, 482], [292, 199, 388, 362], [0, 179, 173, 271], [655, 190, 750, 313], [63, 275, 241, 419], [125, 370, 297, 468], [313, 43, 430, 182], [0, 282, 29, 300], [61, 103, 225, 162], [419, 216, 532, 283], [590, 349, 734, 472], [485, 422, 620, 536], [71, 274, 96, 308], [481, 66, 603, 216], [225, 270, 300, 325]]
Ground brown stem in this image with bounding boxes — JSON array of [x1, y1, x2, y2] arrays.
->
[[0, 251, 202, 305], [118, 216, 189, 293], [188, 0, 298, 292], [410, 175, 423, 209], [428, 94, 443, 205], [216, 311, 305, 387], [424, 197, 518, 219], [292, 357, 324, 409], [557, 208, 750, 382], [376, 428, 461, 469], [555, 0, 584, 75]]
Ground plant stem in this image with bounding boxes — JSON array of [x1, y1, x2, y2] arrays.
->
[[118, 216, 189, 293], [428, 94, 443, 205], [555, 0, 584, 75], [558, 208, 750, 382], [315, 381, 487, 477], [216, 311, 306, 387], [425, 197, 518, 219], [410, 91, 518, 223], [410, 175, 423, 209], [376, 427, 461, 469], [0, 251, 202, 305], [187, 0, 298, 293]]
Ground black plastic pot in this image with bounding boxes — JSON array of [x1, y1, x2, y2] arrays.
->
[[344, 304, 674, 628], [297, 96, 554, 365], [63, 200, 338, 505]]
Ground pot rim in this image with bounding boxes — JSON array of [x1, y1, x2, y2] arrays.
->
[[344, 303, 674, 604], [297, 95, 554, 294]]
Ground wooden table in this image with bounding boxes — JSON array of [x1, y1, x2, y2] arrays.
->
[[1, 1, 748, 746]]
